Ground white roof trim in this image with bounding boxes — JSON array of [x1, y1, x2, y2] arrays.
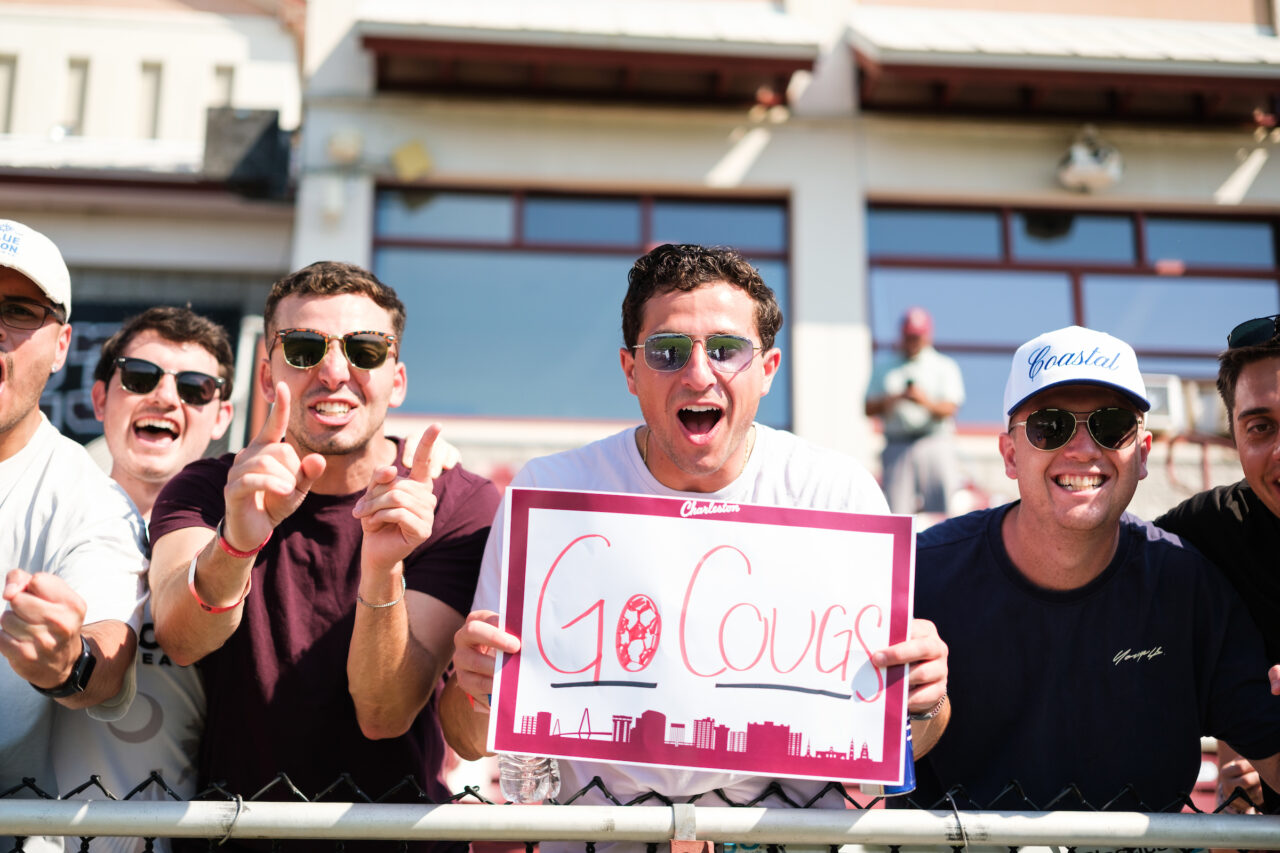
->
[[355, 0, 820, 59], [849, 5, 1280, 78]]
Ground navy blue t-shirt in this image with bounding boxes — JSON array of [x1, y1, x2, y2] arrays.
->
[[901, 505, 1280, 811]]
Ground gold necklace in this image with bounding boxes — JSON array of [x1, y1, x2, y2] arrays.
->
[[639, 425, 756, 480]]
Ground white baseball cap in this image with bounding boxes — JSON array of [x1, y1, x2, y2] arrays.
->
[[0, 220, 71, 320], [1003, 325, 1149, 422]]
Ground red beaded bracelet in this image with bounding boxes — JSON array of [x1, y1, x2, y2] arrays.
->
[[216, 517, 271, 559], [187, 553, 253, 614]]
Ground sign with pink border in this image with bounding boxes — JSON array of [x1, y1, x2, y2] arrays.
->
[[489, 488, 915, 786]]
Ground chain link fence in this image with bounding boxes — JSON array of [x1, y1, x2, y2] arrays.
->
[[3, 774, 1278, 853]]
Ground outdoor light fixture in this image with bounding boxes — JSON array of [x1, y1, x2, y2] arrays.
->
[[1056, 125, 1123, 193]]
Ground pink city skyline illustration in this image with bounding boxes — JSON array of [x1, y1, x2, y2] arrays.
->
[[499, 702, 897, 780]]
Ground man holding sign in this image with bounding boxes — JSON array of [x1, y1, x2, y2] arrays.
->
[[149, 262, 499, 850], [445, 244, 949, 820], [908, 325, 1280, 811]]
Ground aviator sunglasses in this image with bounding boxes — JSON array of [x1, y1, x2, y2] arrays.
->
[[272, 328, 397, 371], [634, 333, 761, 374], [114, 357, 225, 406], [1227, 314, 1280, 349], [1010, 407, 1141, 452]]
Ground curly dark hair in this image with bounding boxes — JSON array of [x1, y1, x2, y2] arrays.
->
[[93, 306, 235, 398], [621, 244, 783, 350], [264, 261, 406, 340], [1218, 338, 1280, 428]]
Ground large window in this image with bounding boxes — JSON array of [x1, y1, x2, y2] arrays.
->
[[868, 206, 1280, 427], [374, 189, 791, 426]]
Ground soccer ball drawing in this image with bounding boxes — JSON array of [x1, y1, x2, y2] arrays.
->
[[615, 593, 662, 672]]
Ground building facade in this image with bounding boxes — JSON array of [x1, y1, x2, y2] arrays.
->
[[5, 0, 1273, 516], [0, 0, 302, 450], [293, 0, 1278, 515]]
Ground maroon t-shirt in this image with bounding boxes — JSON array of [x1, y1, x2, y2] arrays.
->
[[150, 442, 499, 850]]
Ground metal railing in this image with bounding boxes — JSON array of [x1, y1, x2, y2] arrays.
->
[[3, 801, 1280, 850], [4, 775, 1277, 851]]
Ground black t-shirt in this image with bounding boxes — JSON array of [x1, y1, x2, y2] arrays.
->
[[151, 441, 500, 851], [1157, 480, 1280, 813], [897, 506, 1280, 812], [1157, 480, 1280, 664]]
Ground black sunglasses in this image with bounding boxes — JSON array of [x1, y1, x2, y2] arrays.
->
[[633, 333, 761, 374], [114, 357, 225, 406], [1010, 407, 1141, 452], [272, 328, 396, 371], [1227, 315, 1280, 349]]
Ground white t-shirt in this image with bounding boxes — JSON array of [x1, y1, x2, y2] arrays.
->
[[473, 425, 889, 848], [53, 596, 205, 853], [867, 345, 965, 439], [0, 416, 147, 853]]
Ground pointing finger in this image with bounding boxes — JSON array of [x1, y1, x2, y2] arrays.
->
[[255, 382, 291, 445], [409, 423, 442, 483]]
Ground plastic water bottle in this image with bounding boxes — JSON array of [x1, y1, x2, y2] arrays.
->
[[860, 721, 916, 797], [497, 754, 560, 803]]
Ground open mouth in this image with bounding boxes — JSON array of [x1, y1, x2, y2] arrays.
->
[[1054, 473, 1106, 492], [678, 405, 723, 437], [133, 417, 179, 443], [311, 400, 355, 424]]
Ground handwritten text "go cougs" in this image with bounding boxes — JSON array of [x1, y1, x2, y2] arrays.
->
[[529, 533, 888, 703]]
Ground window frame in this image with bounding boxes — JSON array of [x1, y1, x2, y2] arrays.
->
[[867, 202, 1280, 429], [372, 184, 794, 425]]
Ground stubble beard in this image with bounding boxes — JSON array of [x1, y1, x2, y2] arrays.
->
[[289, 409, 381, 459], [0, 350, 46, 440]]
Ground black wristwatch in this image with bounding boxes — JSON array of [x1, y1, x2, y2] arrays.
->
[[31, 635, 97, 698]]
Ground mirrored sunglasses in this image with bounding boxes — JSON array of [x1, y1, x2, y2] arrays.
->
[[635, 333, 761, 374], [273, 328, 396, 371], [1011, 407, 1141, 452], [1228, 314, 1280, 349], [115, 357, 225, 406]]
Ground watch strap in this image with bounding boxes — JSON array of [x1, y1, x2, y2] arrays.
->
[[31, 634, 96, 699]]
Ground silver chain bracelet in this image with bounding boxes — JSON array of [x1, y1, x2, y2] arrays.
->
[[356, 575, 406, 609]]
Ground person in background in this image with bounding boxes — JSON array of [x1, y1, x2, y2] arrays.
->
[[53, 306, 235, 853], [0, 219, 147, 853], [865, 307, 966, 516], [905, 325, 1280, 811], [1156, 314, 1280, 815], [147, 261, 499, 853], [443, 244, 949, 853]]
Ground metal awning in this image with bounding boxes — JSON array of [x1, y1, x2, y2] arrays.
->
[[848, 5, 1280, 123], [356, 0, 819, 107]]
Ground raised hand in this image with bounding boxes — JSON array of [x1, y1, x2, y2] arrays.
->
[[400, 422, 462, 478], [353, 426, 440, 572], [0, 569, 87, 689], [222, 382, 326, 551]]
